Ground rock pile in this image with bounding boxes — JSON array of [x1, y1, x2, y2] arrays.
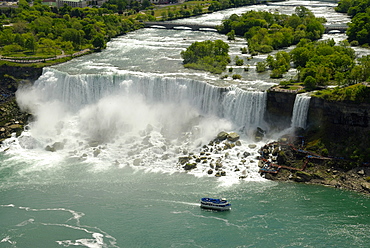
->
[[178, 131, 258, 178], [0, 100, 29, 143]]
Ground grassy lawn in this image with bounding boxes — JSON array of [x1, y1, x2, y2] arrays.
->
[[1, 46, 64, 59], [143, 0, 212, 19]]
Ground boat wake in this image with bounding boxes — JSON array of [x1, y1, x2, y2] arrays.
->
[[0, 204, 118, 248]]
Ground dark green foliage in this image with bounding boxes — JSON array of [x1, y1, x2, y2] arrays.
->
[[256, 61, 267, 73], [290, 39, 359, 86], [0, 1, 143, 57], [313, 84, 370, 103], [92, 34, 105, 50], [227, 30, 235, 40], [266, 51, 290, 78], [232, 74, 242, 79], [208, 0, 256, 12], [335, 0, 370, 45], [347, 13, 370, 45], [304, 76, 317, 90], [235, 56, 244, 66], [218, 7, 325, 54], [181, 40, 230, 74]]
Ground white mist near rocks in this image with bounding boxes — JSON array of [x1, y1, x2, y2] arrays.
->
[[7, 68, 269, 180]]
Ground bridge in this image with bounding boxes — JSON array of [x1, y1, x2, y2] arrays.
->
[[324, 24, 348, 33], [144, 22, 348, 34], [144, 22, 218, 32], [265, 3, 337, 7]]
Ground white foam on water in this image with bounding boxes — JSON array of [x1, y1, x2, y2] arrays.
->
[[0, 204, 117, 248], [1, 68, 270, 185]]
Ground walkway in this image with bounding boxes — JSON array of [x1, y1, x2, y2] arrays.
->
[[0, 49, 91, 64]]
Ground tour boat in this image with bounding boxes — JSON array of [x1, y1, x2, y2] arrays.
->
[[200, 198, 231, 211]]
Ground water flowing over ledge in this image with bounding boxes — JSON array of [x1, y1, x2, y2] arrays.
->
[[21, 67, 268, 132], [4, 67, 269, 182], [291, 94, 311, 129]]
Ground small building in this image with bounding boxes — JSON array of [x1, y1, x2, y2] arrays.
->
[[57, 0, 88, 8], [42, 0, 57, 7]]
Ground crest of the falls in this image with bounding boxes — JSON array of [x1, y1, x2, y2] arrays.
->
[[17, 68, 267, 131], [7, 68, 268, 181], [291, 94, 311, 129]]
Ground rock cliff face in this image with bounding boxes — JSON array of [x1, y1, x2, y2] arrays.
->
[[265, 91, 370, 148], [0, 65, 43, 80], [263, 93, 370, 194], [264, 91, 296, 131], [308, 97, 369, 129], [0, 65, 42, 142], [307, 97, 370, 156]]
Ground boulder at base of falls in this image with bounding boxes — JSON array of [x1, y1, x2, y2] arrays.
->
[[183, 163, 197, 171], [216, 131, 228, 141], [291, 171, 312, 182], [93, 149, 101, 157], [254, 127, 265, 141], [133, 158, 141, 166], [227, 132, 240, 142], [45, 141, 64, 152], [178, 156, 190, 165]]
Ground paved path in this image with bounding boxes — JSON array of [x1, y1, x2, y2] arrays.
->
[[0, 49, 91, 64]]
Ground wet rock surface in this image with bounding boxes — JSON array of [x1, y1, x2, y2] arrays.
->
[[259, 139, 370, 195]]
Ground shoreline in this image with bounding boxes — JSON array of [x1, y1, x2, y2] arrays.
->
[[1, 1, 370, 197], [259, 140, 370, 196]]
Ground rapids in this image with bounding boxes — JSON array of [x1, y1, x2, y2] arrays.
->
[[1, 2, 370, 247], [0, 0, 358, 181]]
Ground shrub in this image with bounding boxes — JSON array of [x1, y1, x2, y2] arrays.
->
[[181, 40, 230, 74], [304, 76, 317, 90], [256, 61, 267, 73], [232, 74, 242, 79], [235, 58, 244, 66]]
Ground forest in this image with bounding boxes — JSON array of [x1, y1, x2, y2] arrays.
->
[[218, 7, 326, 54], [180, 40, 230, 74], [335, 0, 370, 46], [0, 0, 143, 60]]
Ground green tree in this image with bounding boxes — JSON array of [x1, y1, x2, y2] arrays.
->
[[256, 61, 267, 73], [92, 34, 105, 50], [24, 33, 38, 53], [0, 29, 14, 46], [347, 13, 370, 45], [40, 38, 56, 55], [304, 76, 317, 90], [2, 44, 23, 55], [181, 40, 230, 74], [62, 28, 83, 49], [235, 56, 244, 66], [227, 30, 235, 40]]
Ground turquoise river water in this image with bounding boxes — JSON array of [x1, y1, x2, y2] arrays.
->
[[1, 1, 370, 247]]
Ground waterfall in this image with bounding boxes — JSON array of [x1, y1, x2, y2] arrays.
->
[[9, 67, 269, 179], [22, 68, 267, 132], [291, 94, 311, 129], [223, 87, 267, 131]]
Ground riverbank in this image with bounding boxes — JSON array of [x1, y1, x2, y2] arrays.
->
[[258, 139, 370, 195], [1, 60, 370, 196], [0, 0, 368, 198]]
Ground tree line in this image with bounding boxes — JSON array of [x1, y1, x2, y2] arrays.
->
[[217, 7, 326, 54], [335, 0, 370, 46], [180, 40, 230, 74], [0, 0, 143, 59]]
